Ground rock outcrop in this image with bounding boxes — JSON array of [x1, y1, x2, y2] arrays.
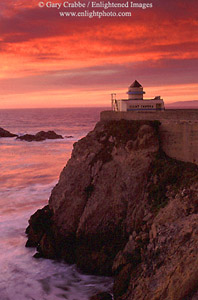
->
[[0, 127, 17, 137], [26, 120, 198, 300], [65, 135, 74, 138], [17, 130, 63, 141]]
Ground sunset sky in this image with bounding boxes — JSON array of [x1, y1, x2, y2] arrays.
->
[[0, 0, 198, 108]]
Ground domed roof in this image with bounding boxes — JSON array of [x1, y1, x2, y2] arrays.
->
[[129, 80, 142, 88]]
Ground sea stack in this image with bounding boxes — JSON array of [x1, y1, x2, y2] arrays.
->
[[0, 127, 17, 137]]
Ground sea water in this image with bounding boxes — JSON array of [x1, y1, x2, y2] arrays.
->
[[0, 107, 113, 300]]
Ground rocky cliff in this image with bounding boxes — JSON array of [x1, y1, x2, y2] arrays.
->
[[26, 119, 198, 300]]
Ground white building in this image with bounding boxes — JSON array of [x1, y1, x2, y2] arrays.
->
[[112, 80, 165, 111]]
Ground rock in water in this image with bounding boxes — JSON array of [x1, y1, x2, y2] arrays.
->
[[0, 127, 17, 137], [26, 120, 198, 300], [17, 134, 36, 142], [17, 130, 63, 141]]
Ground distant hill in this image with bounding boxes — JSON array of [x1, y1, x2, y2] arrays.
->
[[166, 100, 198, 109]]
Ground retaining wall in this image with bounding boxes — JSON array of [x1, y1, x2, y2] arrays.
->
[[100, 110, 198, 165]]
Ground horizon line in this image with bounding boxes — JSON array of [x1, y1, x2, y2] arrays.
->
[[0, 106, 110, 110]]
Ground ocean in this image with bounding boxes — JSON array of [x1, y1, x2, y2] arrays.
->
[[0, 107, 113, 300]]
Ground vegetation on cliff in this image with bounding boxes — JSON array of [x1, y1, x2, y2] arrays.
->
[[148, 152, 198, 212]]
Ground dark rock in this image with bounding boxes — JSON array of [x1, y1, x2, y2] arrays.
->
[[38, 233, 56, 259], [90, 292, 113, 300], [65, 135, 74, 138], [18, 130, 63, 142], [113, 263, 132, 298], [75, 241, 116, 275], [18, 134, 36, 142], [25, 205, 53, 247], [35, 131, 63, 140], [33, 252, 43, 259], [0, 127, 17, 137]]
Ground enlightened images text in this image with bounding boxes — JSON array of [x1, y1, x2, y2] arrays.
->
[[44, 2, 153, 10]]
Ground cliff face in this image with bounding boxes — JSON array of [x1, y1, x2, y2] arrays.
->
[[26, 120, 198, 299]]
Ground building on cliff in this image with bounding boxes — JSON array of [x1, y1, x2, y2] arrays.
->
[[112, 80, 165, 112]]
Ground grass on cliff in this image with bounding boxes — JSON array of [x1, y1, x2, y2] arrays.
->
[[148, 152, 198, 212], [102, 119, 160, 145], [91, 119, 160, 167]]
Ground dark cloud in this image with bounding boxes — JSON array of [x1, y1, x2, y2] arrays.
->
[[0, 0, 197, 44], [0, 58, 197, 95]]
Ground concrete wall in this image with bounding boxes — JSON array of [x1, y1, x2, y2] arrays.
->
[[100, 110, 198, 165]]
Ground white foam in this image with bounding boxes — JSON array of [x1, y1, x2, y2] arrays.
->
[[0, 182, 113, 300]]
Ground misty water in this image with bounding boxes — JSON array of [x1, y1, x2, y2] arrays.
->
[[0, 107, 113, 300]]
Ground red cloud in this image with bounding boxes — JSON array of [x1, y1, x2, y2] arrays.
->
[[0, 0, 197, 107]]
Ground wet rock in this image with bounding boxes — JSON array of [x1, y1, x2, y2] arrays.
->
[[25, 205, 53, 247], [90, 292, 113, 300], [33, 252, 43, 259], [38, 232, 56, 259], [17, 134, 37, 142], [18, 130, 63, 141], [75, 246, 111, 275], [0, 127, 17, 137], [113, 263, 132, 299]]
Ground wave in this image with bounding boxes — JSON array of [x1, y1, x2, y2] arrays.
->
[[0, 181, 56, 221], [0, 180, 113, 300]]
